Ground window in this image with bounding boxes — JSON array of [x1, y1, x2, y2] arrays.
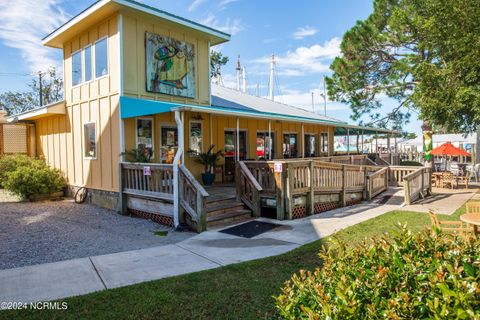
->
[[95, 37, 108, 78], [189, 122, 203, 153], [136, 118, 154, 154], [160, 126, 178, 163], [283, 133, 298, 158], [256, 132, 275, 160], [72, 50, 82, 86], [84, 45, 92, 82], [321, 132, 329, 154], [305, 134, 316, 157], [84, 122, 96, 158]]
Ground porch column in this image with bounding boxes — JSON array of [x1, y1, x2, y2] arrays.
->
[[268, 120, 272, 160], [301, 123, 305, 158], [387, 134, 391, 152], [394, 136, 397, 153], [181, 111, 185, 164], [236, 117, 240, 162], [209, 113, 213, 147], [173, 110, 185, 229], [347, 128, 350, 155], [361, 129, 364, 154], [375, 131, 379, 153]]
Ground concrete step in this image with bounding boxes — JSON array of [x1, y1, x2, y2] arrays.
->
[[206, 209, 253, 229]]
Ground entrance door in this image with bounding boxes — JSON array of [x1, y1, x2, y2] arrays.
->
[[283, 133, 298, 158], [224, 130, 247, 180]]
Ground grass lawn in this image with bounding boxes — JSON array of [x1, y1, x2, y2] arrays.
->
[[0, 206, 466, 320]]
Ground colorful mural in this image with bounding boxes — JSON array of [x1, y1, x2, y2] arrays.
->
[[145, 32, 196, 98]]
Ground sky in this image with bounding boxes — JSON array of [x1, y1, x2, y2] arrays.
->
[[0, 0, 422, 134]]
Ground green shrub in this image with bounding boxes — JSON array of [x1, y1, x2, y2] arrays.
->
[[400, 160, 423, 166], [275, 226, 480, 319], [0, 155, 66, 198], [0, 154, 33, 187]]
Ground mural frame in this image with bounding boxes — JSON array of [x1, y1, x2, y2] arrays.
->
[[145, 31, 196, 98]]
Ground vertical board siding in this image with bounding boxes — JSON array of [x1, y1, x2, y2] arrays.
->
[[35, 14, 120, 192]]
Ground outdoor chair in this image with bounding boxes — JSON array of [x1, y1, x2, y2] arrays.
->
[[441, 172, 457, 189], [466, 201, 480, 215], [456, 175, 469, 189], [429, 210, 471, 239]]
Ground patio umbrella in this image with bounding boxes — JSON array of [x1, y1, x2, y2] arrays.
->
[[430, 142, 470, 156]]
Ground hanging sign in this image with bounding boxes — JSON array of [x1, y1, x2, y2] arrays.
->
[[143, 166, 152, 176], [274, 162, 283, 173]]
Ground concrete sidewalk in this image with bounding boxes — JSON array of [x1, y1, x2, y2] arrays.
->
[[0, 201, 399, 306]]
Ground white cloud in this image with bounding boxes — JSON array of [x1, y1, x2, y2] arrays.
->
[[218, 0, 239, 10], [188, 0, 208, 12], [0, 0, 67, 73], [200, 14, 245, 35], [292, 26, 318, 39], [251, 37, 341, 76], [274, 87, 349, 112]]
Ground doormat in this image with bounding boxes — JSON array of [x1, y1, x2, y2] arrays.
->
[[219, 221, 281, 238]]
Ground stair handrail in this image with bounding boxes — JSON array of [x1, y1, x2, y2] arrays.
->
[[403, 166, 432, 205], [366, 166, 389, 200], [178, 164, 209, 232], [236, 161, 263, 217]]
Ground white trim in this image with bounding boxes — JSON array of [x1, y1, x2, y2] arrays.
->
[[42, 0, 229, 47], [118, 14, 125, 161], [173, 110, 184, 229], [135, 117, 155, 156], [83, 44, 93, 83], [83, 121, 98, 160], [94, 35, 109, 80]]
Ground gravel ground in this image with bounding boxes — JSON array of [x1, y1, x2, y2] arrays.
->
[[0, 199, 194, 270]]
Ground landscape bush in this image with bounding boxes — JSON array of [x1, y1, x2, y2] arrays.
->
[[275, 226, 480, 319], [0, 154, 66, 198]]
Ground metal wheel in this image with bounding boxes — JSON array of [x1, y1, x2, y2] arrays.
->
[[74, 187, 88, 204]]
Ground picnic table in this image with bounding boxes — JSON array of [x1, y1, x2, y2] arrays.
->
[[460, 213, 480, 236]]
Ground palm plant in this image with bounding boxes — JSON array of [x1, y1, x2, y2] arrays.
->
[[189, 145, 223, 174]]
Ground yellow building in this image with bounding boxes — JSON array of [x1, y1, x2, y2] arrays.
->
[[14, 0, 397, 230]]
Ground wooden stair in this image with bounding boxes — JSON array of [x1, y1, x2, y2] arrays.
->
[[206, 196, 253, 229]]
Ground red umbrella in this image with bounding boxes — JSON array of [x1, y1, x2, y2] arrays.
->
[[430, 142, 470, 156]]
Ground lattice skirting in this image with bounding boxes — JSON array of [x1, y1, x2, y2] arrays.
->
[[292, 205, 307, 219], [314, 201, 339, 214], [128, 208, 174, 227]]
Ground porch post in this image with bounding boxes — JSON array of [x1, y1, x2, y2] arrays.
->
[[209, 113, 213, 146], [347, 128, 350, 155], [173, 110, 184, 229], [361, 129, 364, 154], [268, 120, 272, 160], [181, 111, 185, 164], [375, 131, 379, 153], [236, 117, 240, 162], [301, 123, 305, 158]]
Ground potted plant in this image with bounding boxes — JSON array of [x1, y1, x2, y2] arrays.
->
[[189, 145, 223, 185], [122, 145, 154, 163]]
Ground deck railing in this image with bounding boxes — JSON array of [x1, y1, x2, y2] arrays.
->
[[121, 162, 174, 201], [179, 164, 209, 232], [388, 166, 421, 186], [403, 167, 432, 205], [236, 162, 263, 217], [239, 158, 385, 220], [366, 167, 389, 200]]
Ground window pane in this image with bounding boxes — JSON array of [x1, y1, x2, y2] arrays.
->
[[256, 132, 275, 160], [305, 134, 316, 157], [136, 119, 154, 153], [72, 51, 82, 86], [283, 134, 297, 158], [84, 123, 96, 158], [190, 122, 202, 153], [95, 38, 108, 78], [84, 46, 92, 82]]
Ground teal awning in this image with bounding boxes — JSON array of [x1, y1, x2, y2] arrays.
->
[[120, 96, 178, 119]]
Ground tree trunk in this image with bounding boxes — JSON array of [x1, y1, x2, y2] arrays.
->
[[422, 121, 433, 168]]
